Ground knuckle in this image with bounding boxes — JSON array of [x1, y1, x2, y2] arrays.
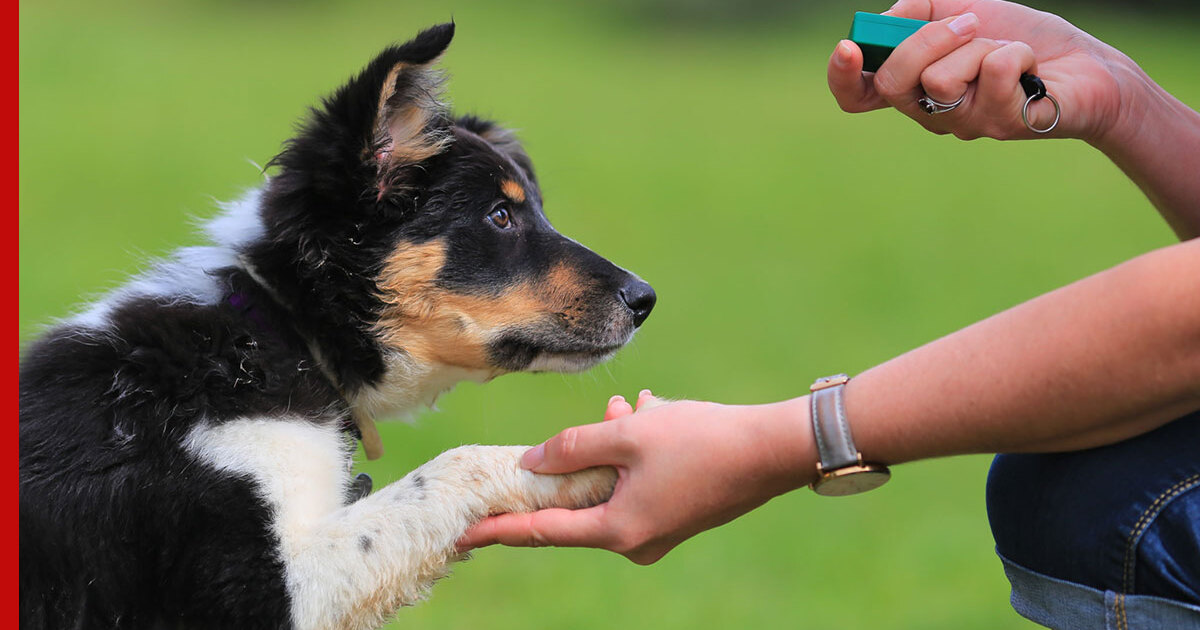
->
[[553, 427, 580, 462], [1012, 40, 1035, 57], [980, 51, 1016, 78], [611, 419, 638, 456], [919, 68, 955, 98]]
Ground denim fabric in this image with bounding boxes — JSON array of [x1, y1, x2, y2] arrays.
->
[[987, 410, 1200, 628], [1000, 554, 1200, 630]]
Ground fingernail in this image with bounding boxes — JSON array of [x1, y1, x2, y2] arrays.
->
[[609, 394, 625, 406], [639, 389, 653, 398], [834, 40, 853, 67], [521, 443, 545, 470], [996, 39, 1013, 46], [947, 12, 978, 37]]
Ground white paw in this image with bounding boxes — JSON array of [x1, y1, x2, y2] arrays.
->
[[425, 445, 617, 517]]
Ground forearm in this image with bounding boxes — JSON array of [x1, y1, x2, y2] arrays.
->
[[1090, 49, 1200, 240], [831, 239, 1200, 468], [462, 241, 1198, 554]]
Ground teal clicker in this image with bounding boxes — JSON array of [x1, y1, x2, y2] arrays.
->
[[848, 11, 928, 72]]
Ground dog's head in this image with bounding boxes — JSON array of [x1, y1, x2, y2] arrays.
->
[[247, 23, 654, 408]]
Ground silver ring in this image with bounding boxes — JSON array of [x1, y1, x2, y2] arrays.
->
[[1022, 92, 1060, 134], [917, 92, 966, 115]]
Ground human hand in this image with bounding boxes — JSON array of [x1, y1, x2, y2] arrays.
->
[[828, 0, 1128, 143], [458, 391, 815, 564]]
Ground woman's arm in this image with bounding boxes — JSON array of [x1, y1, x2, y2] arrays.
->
[[460, 239, 1200, 562], [850, 237, 1200, 463], [461, 0, 1200, 563]]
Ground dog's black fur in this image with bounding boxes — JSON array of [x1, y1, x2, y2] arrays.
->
[[20, 23, 653, 629]]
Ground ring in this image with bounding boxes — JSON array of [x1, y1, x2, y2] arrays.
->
[[917, 92, 966, 115], [1021, 92, 1061, 134]]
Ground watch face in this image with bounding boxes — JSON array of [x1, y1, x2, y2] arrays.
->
[[811, 465, 891, 497]]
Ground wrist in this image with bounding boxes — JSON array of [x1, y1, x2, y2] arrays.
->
[[1083, 46, 1200, 238], [1086, 45, 1161, 153], [743, 396, 820, 495]]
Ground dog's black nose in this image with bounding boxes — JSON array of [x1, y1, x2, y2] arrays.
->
[[619, 280, 656, 328]]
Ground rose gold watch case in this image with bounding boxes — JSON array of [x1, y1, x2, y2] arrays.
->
[[810, 462, 891, 497]]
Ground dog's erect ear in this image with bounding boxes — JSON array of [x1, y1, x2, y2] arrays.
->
[[369, 23, 454, 169], [313, 22, 455, 200], [269, 23, 455, 204]]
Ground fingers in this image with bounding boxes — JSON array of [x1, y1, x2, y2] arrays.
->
[[457, 506, 612, 551], [919, 37, 1004, 104], [828, 40, 887, 114], [521, 420, 631, 474], [634, 389, 668, 412], [874, 13, 979, 109], [828, 10, 983, 115], [521, 388, 661, 475], [977, 41, 1041, 134], [604, 395, 634, 421]]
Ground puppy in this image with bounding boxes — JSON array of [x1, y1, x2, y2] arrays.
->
[[19, 23, 654, 630]]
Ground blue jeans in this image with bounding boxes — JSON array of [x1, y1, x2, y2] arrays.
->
[[986, 410, 1200, 629]]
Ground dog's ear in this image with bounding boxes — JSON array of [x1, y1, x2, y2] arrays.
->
[[315, 23, 455, 199], [269, 23, 455, 205], [368, 23, 454, 169]]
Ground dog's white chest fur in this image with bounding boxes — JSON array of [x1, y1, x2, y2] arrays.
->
[[184, 419, 351, 557]]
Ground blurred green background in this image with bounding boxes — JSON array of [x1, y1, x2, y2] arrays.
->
[[20, 1, 1198, 628]]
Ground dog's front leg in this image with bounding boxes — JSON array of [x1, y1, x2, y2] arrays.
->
[[285, 445, 615, 630]]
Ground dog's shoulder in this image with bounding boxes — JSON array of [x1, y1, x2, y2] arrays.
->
[[21, 261, 346, 437]]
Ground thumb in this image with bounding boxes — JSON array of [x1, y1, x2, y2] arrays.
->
[[828, 40, 889, 114], [521, 421, 631, 474]]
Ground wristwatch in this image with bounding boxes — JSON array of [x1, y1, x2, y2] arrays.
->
[[808, 374, 891, 496]]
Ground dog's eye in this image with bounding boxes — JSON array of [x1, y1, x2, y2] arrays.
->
[[487, 206, 512, 230]]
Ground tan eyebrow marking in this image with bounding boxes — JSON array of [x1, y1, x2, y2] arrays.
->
[[500, 179, 526, 204]]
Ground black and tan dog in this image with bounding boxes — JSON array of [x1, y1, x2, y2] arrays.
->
[[19, 23, 654, 630]]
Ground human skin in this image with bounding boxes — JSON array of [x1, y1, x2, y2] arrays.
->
[[459, 0, 1200, 564], [828, 0, 1200, 238]]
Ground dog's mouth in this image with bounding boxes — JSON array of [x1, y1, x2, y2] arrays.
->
[[485, 275, 653, 373], [486, 322, 635, 373]]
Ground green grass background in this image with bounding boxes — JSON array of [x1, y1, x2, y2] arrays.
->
[[20, 1, 1198, 628]]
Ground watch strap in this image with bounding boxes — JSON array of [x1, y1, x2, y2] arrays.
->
[[810, 374, 859, 470]]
